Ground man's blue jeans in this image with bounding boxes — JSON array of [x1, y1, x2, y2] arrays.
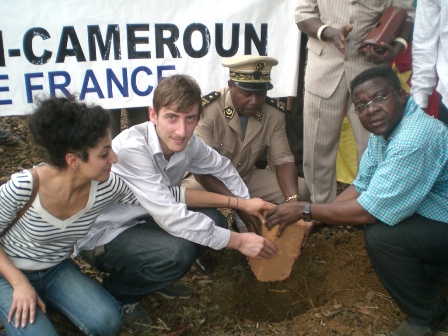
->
[[88, 208, 228, 304], [0, 259, 122, 336]]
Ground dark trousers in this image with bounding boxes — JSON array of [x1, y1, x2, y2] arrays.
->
[[84, 208, 227, 304], [365, 214, 448, 326], [439, 100, 448, 126]]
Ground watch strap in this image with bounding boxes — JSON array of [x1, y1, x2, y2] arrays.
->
[[302, 201, 312, 222]]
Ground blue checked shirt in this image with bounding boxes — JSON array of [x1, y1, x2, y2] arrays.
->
[[354, 97, 448, 225]]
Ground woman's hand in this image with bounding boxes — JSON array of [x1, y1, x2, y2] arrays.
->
[[238, 198, 276, 224], [9, 277, 46, 328]]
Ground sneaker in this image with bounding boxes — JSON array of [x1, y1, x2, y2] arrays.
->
[[122, 303, 152, 333], [155, 282, 192, 299]]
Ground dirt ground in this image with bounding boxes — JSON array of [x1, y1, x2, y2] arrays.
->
[[1, 116, 447, 336]]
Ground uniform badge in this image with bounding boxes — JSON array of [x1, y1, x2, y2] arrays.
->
[[265, 97, 286, 112], [224, 106, 235, 119], [255, 110, 264, 121], [202, 91, 221, 107]]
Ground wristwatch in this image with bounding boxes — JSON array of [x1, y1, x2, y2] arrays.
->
[[302, 202, 312, 222]]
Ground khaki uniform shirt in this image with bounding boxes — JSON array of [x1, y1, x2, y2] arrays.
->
[[195, 88, 295, 182]]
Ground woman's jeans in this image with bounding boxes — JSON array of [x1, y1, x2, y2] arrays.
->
[[0, 259, 122, 336]]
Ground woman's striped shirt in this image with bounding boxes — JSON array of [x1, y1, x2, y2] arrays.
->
[[0, 169, 180, 271]]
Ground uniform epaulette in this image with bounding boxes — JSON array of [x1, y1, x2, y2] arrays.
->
[[265, 97, 286, 112], [202, 91, 221, 107]]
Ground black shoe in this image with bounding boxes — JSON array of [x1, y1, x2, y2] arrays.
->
[[390, 312, 448, 336], [193, 252, 214, 275], [155, 282, 191, 299], [122, 303, 152, 333]]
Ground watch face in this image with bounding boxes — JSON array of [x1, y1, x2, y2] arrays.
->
[[302, 212, 312, 222], [302, 202, 312, 221]]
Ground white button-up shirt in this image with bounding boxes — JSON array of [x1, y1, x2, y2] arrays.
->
[[75, 121, 249, 253]]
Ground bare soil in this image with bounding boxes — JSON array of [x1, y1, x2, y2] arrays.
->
[[1, 116, 447, 336]]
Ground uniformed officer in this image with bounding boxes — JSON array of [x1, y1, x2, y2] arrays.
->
[[183, 55, 310, 219]]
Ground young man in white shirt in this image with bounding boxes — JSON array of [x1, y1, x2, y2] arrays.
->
[[75, 74, 276, 332]]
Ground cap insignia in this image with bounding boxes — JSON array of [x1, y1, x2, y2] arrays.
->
[[254, 61, 266, 71]]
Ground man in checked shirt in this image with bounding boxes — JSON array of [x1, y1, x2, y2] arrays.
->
[[266, 67, 448, 336]]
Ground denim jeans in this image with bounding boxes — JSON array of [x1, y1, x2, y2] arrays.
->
[[0, 259, 122, 336], [88, 208, 227, 304]]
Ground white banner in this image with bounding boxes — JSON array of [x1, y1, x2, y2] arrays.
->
[[0, 0, 300, 116]]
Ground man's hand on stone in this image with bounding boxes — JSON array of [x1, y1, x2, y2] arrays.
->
[[265, 202, 304, 237]]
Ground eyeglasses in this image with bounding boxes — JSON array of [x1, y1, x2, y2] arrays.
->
[[354, 91, 396, 116]]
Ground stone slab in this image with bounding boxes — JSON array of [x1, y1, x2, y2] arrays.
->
[[248, 219, 307, 282]]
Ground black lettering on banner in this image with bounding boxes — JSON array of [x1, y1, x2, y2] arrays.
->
[[215, 23, 239, 57], [88, 25, 121, 61], [244, 23, 268, 55], [155, 24, 181, 59], [183, 23, 210, 58], [23, 28, 52, 65], [56, 26, 86, 63], [0, 31, 5, 67], [127, 24, 151, 59]]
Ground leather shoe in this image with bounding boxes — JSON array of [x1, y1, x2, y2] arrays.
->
[[390, 313, 448, 336], [193, 252, 214, 275], [156, 282, 191, 299]]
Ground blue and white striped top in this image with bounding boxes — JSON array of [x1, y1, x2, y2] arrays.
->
[[0, 169, 182, 271]]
